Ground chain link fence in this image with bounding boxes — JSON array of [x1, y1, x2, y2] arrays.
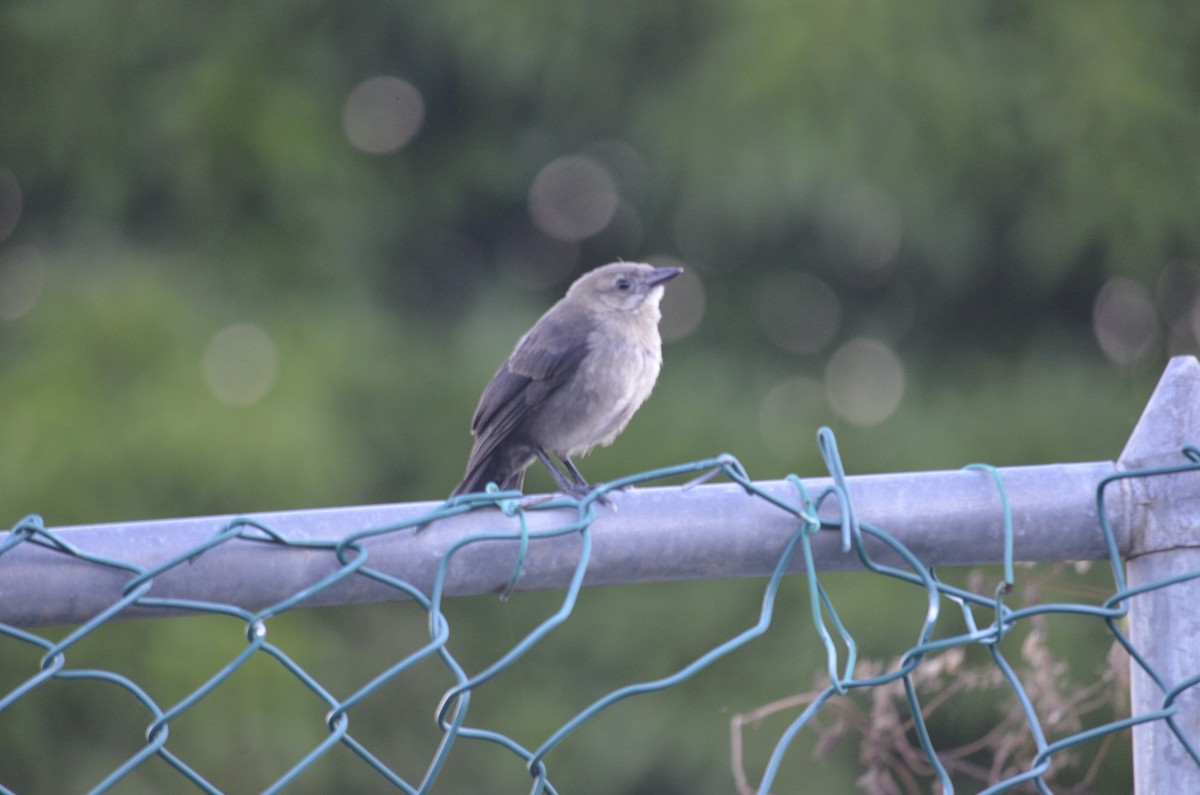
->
[[3, 359, 1199, 794]]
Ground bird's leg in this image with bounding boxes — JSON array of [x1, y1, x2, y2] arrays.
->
[[534, 448, 614, 505], [534, 448, 590, 497], [559, 456, 589, 487], [563, 454, 632, 498]]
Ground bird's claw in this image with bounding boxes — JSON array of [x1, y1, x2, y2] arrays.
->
[[560, 482, 616, 508]]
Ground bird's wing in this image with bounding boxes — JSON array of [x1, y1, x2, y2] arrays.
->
[[467, 310, 593, 460]]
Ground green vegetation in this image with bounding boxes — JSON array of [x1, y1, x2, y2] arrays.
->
[[1, 1, 1196, 791]]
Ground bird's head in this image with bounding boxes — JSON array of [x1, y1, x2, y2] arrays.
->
[[566, 262, 683, 316]]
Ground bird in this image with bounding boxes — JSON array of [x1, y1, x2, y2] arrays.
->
[[451, 261, 683, 499]]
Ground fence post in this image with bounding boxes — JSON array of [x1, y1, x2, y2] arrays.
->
[[1120, 355, 1200, 793]]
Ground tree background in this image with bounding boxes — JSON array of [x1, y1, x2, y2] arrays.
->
[[1, 1, 1197, 792]]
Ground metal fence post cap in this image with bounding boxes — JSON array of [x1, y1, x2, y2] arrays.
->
[[1119, 355, 1200, 557]]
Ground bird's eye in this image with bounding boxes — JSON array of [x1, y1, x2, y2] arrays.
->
[[615, 278, 632, 291]]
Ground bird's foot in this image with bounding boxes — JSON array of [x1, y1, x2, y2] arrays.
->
[[559, 481, 617, 508]]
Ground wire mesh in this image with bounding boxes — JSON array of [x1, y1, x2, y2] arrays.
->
[[2, 428, 1199, 794]]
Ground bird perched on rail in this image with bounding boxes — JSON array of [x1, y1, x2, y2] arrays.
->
[[451, 261, 683, 499]]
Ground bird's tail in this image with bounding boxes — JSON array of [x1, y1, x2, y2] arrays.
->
[[450, 451, 527, 497]]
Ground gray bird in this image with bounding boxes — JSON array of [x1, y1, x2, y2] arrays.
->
[[451, 261, 683, 499]]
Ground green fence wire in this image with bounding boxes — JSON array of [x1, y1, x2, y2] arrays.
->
[[2, 428, 1199, 794]]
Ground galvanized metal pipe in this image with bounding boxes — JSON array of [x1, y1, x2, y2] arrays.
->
[[0, 459, 1127, 628]]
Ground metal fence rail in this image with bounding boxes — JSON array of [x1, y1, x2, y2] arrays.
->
[[2, 355, 1198, 794]]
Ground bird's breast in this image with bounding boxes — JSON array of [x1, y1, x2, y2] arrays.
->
[[530, 321, 663, 457]]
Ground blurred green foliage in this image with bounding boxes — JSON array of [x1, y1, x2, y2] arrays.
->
[[1, 0, 1197, 792]]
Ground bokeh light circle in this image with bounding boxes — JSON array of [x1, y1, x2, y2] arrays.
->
[[756, 272, 841, 355], [652, 256, 705, 342], [0, 246, 45, 322], [824, 338, 905, 425], [202, 323, 279, 407], [343, 76, 425, 154], [528, 155, 619, 242], [1093, 277, 1160, 366], [759, 375, 825, 461]]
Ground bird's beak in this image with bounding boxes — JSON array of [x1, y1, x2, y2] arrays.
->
[[647, 266, 683, 287]]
